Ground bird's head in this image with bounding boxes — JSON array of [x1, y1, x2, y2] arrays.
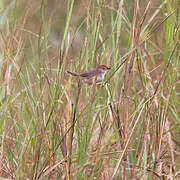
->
[[97, 65, 111, 72]]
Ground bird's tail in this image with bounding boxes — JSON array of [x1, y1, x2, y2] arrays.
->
[[66, 71, 79, 76]]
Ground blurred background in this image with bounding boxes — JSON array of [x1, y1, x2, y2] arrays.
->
[[0, 0, 179, 179]]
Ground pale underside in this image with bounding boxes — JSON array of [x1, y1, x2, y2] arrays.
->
[[80, 69, 106, 84]]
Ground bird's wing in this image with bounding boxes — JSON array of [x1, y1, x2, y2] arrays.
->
[[80, 69, 97, 78]]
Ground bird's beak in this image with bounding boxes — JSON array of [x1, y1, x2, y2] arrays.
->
[[107, 67, 111, 70]]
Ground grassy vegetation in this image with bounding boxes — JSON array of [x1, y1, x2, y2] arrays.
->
[[0, 0, 179, 179]]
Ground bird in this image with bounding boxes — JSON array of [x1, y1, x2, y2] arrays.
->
[[67, 65, 111, 85]]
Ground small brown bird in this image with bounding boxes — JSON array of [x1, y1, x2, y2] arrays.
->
[[67, 65, 111, 84]]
